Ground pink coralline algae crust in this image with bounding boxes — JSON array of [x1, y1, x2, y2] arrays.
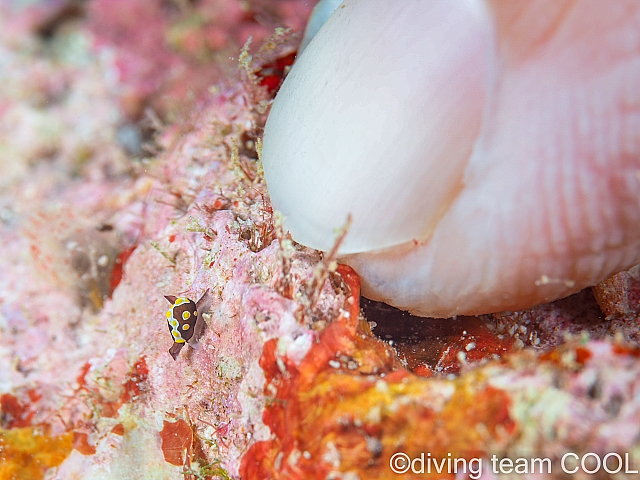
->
[[0, 2, 640, 480], [86, 0, 312, 119]]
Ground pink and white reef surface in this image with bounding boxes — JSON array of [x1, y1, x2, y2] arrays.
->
[[0, 1, 639, 480]]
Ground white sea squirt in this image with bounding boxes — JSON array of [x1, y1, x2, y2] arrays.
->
[[262, 0, 640, 317]]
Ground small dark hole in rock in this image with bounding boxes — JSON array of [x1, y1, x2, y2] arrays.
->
[[36, 2, 85, 40]]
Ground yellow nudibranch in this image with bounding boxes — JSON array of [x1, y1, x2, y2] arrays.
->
[[164, 289, 210, 360]]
